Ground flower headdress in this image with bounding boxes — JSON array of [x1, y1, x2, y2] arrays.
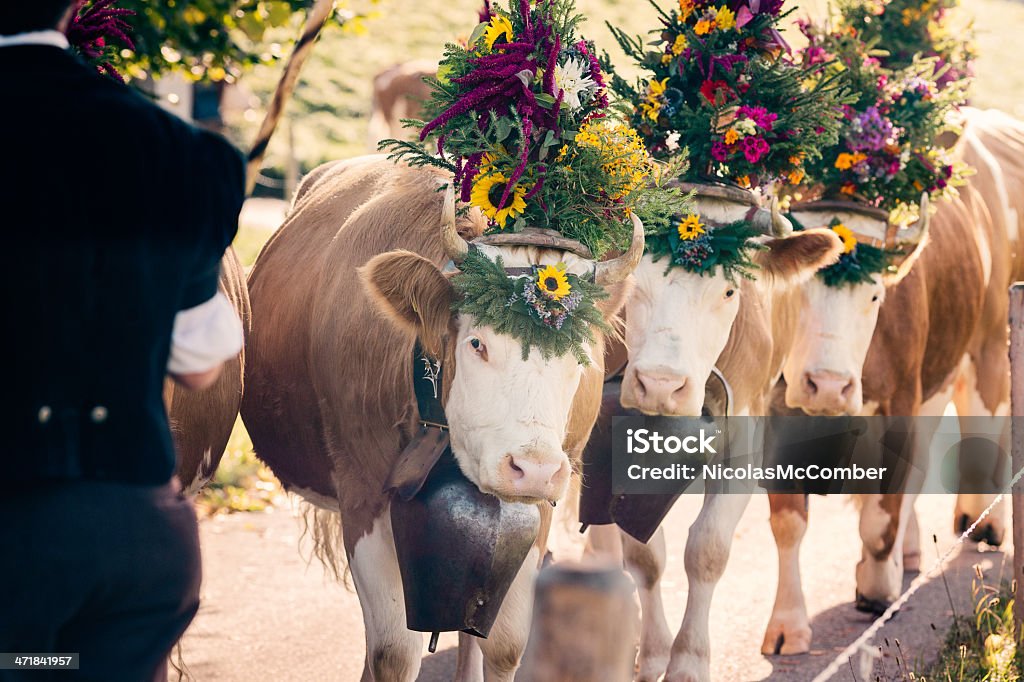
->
[[604, 0, 848, 189], [638, 190, 764, 282], [451, 249, 609, 363], [381, 0, 683, 257], [65, 0, 135, 82], [795, 16, 967, 225], [789, 213, 891, 287], [837, 0, 974, 91]]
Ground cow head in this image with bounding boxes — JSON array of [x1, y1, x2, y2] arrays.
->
[[782, 196, 931, 416], [361, 188, 642, 504], [619, 190, 844, 416]]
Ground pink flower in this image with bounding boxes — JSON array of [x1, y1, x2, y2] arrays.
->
[[711, 142, 730, 161], [742, 137, 770, 164], [738, 105, 778, 131]]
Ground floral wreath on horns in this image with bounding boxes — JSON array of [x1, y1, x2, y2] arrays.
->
[[602, 0, 849, 189], [451, 248, 609, 364], [788, 213, 891, 287], [380, 0, 688, 257], [641, 206, 763, 281]]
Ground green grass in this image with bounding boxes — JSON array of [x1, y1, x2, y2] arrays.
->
[[225, 0, 1024, 181], [919, 574, 1021, 682]]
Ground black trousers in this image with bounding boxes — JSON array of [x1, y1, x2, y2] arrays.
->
[[0, 480, 201, 681]]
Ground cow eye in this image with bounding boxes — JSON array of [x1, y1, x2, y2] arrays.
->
[[470, 337, 481, 350], [468, 337, 488, 361], [724, 288, 736, 299], [871, 294, 880, 302]]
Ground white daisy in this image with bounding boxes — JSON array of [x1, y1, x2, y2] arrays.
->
[[554, 57, 597, 112]]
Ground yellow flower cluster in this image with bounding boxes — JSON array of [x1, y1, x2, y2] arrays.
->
[[834, 152, 867, 170], [639, 78, 669, 122], [692, 6, 736, 35], [574, 120, 653, 201]]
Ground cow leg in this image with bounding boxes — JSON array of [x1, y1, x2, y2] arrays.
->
[[902, 505, 921, 572], [477, 547, 540, 682], [854, 492, 910, 614], [583, 523, 624, 562], [622, 527, 672, 682], [454, 633, 484, 682], [664, 489, 752, 682], [348, 513, 423, 682], [953, 355, 1009, 546], [761, 493, 811, 655]]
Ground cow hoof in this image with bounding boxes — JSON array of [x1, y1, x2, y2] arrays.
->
[[903, 551, 921, 573], [761, 620, 812, 656], [955, 513, 1005, 546], [854, 590, 893, 616]]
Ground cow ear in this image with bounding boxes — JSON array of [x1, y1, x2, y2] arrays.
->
[[754, 228, 844, 287], [359, 250, 454, 357]]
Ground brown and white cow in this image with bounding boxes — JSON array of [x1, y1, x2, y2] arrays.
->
[[240, 154, 641, 681], [763, 192, 988, 654], [942, 107, 1024, 543], [367, 61, 436, 148], [165, 247, 250, 494], [582, 185, 844, 682]]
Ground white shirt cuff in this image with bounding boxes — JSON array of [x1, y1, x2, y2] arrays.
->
[[167, 291, 244, 375]]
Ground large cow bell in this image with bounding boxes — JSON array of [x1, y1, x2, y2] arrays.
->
[[391, 450, 541, 645]]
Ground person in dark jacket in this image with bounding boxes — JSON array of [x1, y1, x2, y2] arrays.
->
[[0, 2, 245, 680]]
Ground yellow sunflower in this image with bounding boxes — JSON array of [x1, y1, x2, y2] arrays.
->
[[678, 214, 705, 240], [537, 264, 572, 300], [470, 172, 528, 229], [482, 14, 514, 50], [832, 223, 858, 254]]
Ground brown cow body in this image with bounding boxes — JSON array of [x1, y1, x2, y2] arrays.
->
[[166, 247, 250, 494], [241, 155, 633, 681], [764, 135, 1009, 654]]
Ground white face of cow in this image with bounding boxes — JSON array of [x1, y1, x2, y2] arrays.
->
[[619, 195, 752, 417], [620, 257, 739, 416], [446, 315, 584, 504], [782, 210, 890, 416], [444, 245, 597, 504], [782, 277, 884, 415]]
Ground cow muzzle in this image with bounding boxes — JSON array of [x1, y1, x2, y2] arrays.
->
[[489, 450, 571, 503], [621, 366, 703, 416], [788, 370, 862, 416]]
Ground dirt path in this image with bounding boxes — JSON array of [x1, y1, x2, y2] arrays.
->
[[171, 494, 1006, 681]]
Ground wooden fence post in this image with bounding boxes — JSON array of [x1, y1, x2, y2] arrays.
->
[[518, 562, 636, 682], [1010, 283, 1024, 630]]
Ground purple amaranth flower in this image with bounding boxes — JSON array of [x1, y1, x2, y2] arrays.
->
[[65, 0, 135, 82], [575, 39, 609, 109]]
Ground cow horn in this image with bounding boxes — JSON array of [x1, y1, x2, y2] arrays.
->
[[440, 184, 469, 263], [905, 192, 930, 243], [770, 195, 793, 237], [747, 196, 792, 237], [594, 212, 645, 285]]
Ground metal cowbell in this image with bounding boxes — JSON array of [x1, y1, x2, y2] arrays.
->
[[391, 453, 541, 640]]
